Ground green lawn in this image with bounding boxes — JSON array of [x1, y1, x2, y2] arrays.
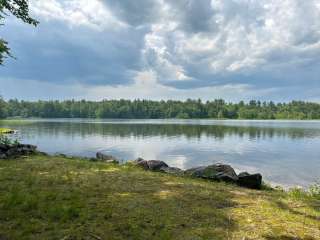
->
[[0, 155, 319, 240]]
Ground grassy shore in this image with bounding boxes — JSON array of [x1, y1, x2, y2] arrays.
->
[[0, 155, 319, 240]]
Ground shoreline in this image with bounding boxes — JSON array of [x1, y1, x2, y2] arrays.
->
[[3, 118, 320, 122], [0, 143, 264, 190], [0, 141, 318, 192], [0, 153, 319, 239]]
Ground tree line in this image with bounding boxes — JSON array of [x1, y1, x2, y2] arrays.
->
[[1, 98, 320, 119]]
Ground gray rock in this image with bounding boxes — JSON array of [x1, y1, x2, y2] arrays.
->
[[185, 163, 238, 182], [6, 147, 19, 157], [96, 152, 119, 164], [0, 144, 37, 159], [0, 144, 10, 151], [185, 166, 207, 177], [133, 159, 169, 171], [135, 160, 149, 170], [147, 160, 168, 171], [159, 166, 184, 175], [237, 172, 262, 189], [18, 144, 37, 152], [134, 157, 145, 162]]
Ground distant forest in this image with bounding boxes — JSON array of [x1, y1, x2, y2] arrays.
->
[[1, 98, 320, 120]]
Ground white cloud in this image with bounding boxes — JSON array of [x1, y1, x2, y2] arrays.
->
[[141, 0, 320, 85], [3, 0, 320, 100], [75, 71, 277, 101], [30, 0, 127, 30]]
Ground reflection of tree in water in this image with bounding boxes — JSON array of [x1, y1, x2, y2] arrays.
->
[[14, 122, 320, 140]]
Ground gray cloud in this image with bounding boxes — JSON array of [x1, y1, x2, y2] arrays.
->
[[102, 0, 162, 27], [1, 17, 145, 85], [1, 0, 320, 101]]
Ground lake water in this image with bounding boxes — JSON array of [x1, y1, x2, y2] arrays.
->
[[1, 119, 320, 188]]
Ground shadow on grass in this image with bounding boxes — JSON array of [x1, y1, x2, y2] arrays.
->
[[0, 157, 240, 240], [275, 200, 320, 221], [0, 156, 320, 239], [263, 234, 316, 240]]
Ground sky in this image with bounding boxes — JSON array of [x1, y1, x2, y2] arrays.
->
[[1, 0, 320, 102]]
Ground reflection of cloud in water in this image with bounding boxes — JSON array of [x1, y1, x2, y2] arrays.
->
[[1, 119, 320, 188]]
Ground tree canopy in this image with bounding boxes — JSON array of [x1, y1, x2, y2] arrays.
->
[[0, 0, 38, 64], [1, 98, 320, 120]]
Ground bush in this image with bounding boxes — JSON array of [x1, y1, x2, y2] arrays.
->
[[0, 135, 19, 146]]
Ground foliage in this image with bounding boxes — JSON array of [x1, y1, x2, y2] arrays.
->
[[0, 96, 7, 118], [0, 0, 38, 64], [0, 155, 319, 239], [0, 133, 18, 145], [1, 98, 320, 120], [309, 182, 320, 199], [288, 183, 320, 200]]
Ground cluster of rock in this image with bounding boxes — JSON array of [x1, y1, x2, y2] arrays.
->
[[1, 148, 263, 189], [0, 144, 38, 159], [132, 158, 262, 189]]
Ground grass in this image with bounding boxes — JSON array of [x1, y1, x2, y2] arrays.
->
[[0, 155, 319, 240], [0, 128, 14, 134]]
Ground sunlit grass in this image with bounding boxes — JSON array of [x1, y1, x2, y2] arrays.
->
[[0, 155, 319, 239], [0, 128, 14, 134]]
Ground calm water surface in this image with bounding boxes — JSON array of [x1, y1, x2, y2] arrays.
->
[[1, 119, 320, 188]]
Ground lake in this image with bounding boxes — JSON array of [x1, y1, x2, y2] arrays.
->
[[1, 119, 320, 188]]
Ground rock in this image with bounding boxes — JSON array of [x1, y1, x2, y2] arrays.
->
[[147, 160, 168, 171], [135, 160, 149, 170], [6, 146, 19, 157], [18, 144, 37, 152], [96, 152, 119, 164], [15, 144, 37, 155], [185, 163, 238, 182], [185, 166, 206, 177], [237, 172, 262, 189], [134, 157, 145, 162], [0, 144, 10, 151], [133, 159, 169, 171], [159, 166, 184, 175], [0, 144, 37, 159]]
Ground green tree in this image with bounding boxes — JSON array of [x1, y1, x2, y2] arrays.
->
[[0, 0, 38, 64], [0, 96, 7, 118]]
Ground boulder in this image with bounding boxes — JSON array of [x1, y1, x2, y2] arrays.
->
[[96, 152, 119, 164], [147, 160, 168, 171], [134, 157, 145, 162], [237, 172, 262, 189], [0, 144, 10, 151], [0, 144, 37, 159], [17, 144, 37, 152], [135, 160, 149, 170], [185, 166, 207, 177], [6, 147, 19, 157], [185, 163, 238, 182], [159, 166, 184, 175], [132, 159, 169, 171]]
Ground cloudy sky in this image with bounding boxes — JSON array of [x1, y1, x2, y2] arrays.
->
[[1, 0, 320, 101]]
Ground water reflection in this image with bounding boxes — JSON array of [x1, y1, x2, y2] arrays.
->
[[9, 121, 320, 140], [1, 119, 320, 188]]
